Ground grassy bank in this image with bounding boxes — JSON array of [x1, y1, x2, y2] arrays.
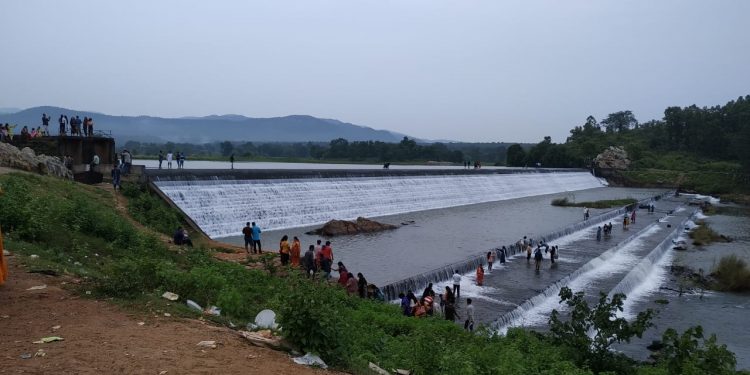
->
[[619, 169, 750, 197], [551, 197, 637, 209], [0, 173, 742, 374]]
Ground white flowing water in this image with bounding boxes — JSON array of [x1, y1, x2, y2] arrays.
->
[[153, 171, 603, 238]]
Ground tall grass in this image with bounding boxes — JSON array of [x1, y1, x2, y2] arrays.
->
[[690, 224, 728, 246], [712, 255, 750, 292]]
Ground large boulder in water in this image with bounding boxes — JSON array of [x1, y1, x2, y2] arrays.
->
[[0, 143, 72, 179], [594, 146, 631, 170], [308, 217, 398, 236]]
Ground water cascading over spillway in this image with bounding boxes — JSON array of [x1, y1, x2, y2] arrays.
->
[[152, 171, 603, 238]]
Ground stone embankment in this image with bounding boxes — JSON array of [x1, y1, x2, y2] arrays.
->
[[0, 142, 72, 179]]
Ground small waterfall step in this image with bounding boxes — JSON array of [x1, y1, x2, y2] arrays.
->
[[465, 199, 696, 327]]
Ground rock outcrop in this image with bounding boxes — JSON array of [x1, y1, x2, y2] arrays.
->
[[594, 146, 631, 170], [0, 142, 72, 179], [307, 217, 398, 236]]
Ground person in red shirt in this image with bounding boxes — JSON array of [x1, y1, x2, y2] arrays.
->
[[320, 241, 334, 278]]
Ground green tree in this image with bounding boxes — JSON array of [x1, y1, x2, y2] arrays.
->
[[326, 138, 350, 159], [602, 110, 638, 133], [506, 144, 526, 166], [549, 287, 655, 373], [657, 326, 737, 375], [219, 141, 234, 156]]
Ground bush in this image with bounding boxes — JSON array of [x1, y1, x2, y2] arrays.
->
[[712, 255, 750, 292], [689, 224, 727, 246], [656, 326, 737, 375], [277, 276, 353, 363]]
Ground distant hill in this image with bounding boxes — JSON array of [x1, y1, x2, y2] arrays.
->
[[0, 107, 21, 114], [0, 106, 409, 143]]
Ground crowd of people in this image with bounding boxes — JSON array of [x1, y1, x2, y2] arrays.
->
[[0, 113, 99, 143], [157, 150, 186, 169], [240, 222, 387, 302]]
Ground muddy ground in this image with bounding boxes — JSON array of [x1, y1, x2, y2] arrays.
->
[[0, 257, 339, 375]]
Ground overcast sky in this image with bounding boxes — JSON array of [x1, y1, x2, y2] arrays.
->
[[1, 1, 749, 142]]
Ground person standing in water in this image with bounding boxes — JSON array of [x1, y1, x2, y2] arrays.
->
[[487, 251, 495, 272], [452, 270, 461, 299], [499, 246, 507, 264], [476, 265, 484, 286], [526, 243, 533, 263], [631, 209, 636, 224], [596, 226, 602, 241], [534, 246, 544, 271]]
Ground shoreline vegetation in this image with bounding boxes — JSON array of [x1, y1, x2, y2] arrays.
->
[[690, 223, 732, 246], [551, 197, 638, 209], [712, 255, 750, 292], [0, 172, 744, 374]]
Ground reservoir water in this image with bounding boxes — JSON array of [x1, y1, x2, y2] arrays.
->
[[219, 186, 663, 285]]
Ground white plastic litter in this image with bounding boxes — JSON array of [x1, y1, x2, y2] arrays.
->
[[186, 300, 203, 312], [207, 306, 221, 316], [292, 353, 327, 369], [254, 309, 277, 329], [161, 292, 179, 301]]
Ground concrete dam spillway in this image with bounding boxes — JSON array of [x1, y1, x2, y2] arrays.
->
[[148, 168, 605, 239]]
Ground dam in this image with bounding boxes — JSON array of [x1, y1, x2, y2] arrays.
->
[[146, 168, 605, 239]]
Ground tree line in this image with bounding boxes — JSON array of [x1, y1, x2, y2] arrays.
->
[[124, 137, 515, 164], [506, 95, 750, 172]]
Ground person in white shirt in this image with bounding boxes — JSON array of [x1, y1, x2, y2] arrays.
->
[[452, 270, 462, 300], [167, 151, 173, 169]]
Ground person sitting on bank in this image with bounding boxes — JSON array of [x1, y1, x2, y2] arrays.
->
[[173, 226, 193, 247]]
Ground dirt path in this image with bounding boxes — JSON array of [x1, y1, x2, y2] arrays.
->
[[0, 257, 339, 375]]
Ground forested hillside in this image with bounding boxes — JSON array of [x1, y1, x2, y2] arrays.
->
[[507, 95, 750, 173]]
